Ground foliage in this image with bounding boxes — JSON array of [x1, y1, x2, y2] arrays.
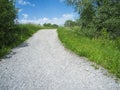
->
[[0, 0, 16, 28], [43, 23, 58, 28], [0, 0, 17, 47], [64, 20, 77, 27], [65, 0, 120, 38], [57, 0, 120, 79], [0, 1, 42, 58], [57, 27, 120, 78]]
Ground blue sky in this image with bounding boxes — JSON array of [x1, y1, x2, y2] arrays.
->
[[15, 0, 78, 25]]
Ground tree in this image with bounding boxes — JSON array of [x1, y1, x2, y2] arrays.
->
[[0, 0, 17, 47], [43, 23, 59, 28], [65, 0, 120, 38], [43, 23, 51, 27], [0, 0, 16, 29], [80, 3, 95, 28], [52, 24, 58, 28], [64, 20, 77, 27], [95, 0, 120, 33], [66, 0, 95, 28]]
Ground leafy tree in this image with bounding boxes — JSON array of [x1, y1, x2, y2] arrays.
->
[[0, 0, 17, 47], [80, 3, 95, 28], [43, 23, 51, 27], [65, 0, 120, 38], [95, 0, 120, 37], [64, 20, 77, 27], [43, 23, 58, 28], [52, 24, 58, 28], [66, 0, 95, 28], [0, 0, 16, 30]]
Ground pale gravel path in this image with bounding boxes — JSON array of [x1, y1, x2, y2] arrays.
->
[[0, 29, 120, 90]]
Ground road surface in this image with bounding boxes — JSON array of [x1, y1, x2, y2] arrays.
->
[[0, 29, 120, 90]]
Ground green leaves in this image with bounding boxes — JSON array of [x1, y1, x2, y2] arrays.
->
[[65, 0, 120, 38], [0, 0, 17, 47], [64, 20, 77, 27], [43, 23, 58, 28]]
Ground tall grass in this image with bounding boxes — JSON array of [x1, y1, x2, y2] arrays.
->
[[57, 27, 120, 78], [0, 24, 41, 58]]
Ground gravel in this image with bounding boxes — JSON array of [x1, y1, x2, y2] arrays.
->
[[0, 29, 120, 90]]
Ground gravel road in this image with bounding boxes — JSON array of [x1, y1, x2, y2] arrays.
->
[[0, 29, 120, 90]]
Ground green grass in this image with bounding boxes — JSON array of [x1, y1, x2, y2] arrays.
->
[[0, 24, 42, 58], [41, 26, 59, 29], [57, 27, 120, 78]]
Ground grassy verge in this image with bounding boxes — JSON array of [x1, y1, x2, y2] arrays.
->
[[57, 27, 120, 78], [0, 24, 41, 58], [41, 26, 58, 29]]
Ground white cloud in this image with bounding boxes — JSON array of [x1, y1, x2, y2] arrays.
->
[[19, 13, 75, 25], [18, 9, 22, 12], [17, 0, 35, 7], [22, 14, 28, 19]]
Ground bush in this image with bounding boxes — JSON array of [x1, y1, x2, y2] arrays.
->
[[75, 26, 97, 39]]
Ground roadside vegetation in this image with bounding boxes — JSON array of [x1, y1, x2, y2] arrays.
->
[[0, 23, 41, 58], [58, 27, 120, 78], [57, 0, 120, 78], [0, 0, 41, 58], [43, 23, 59, 29]]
